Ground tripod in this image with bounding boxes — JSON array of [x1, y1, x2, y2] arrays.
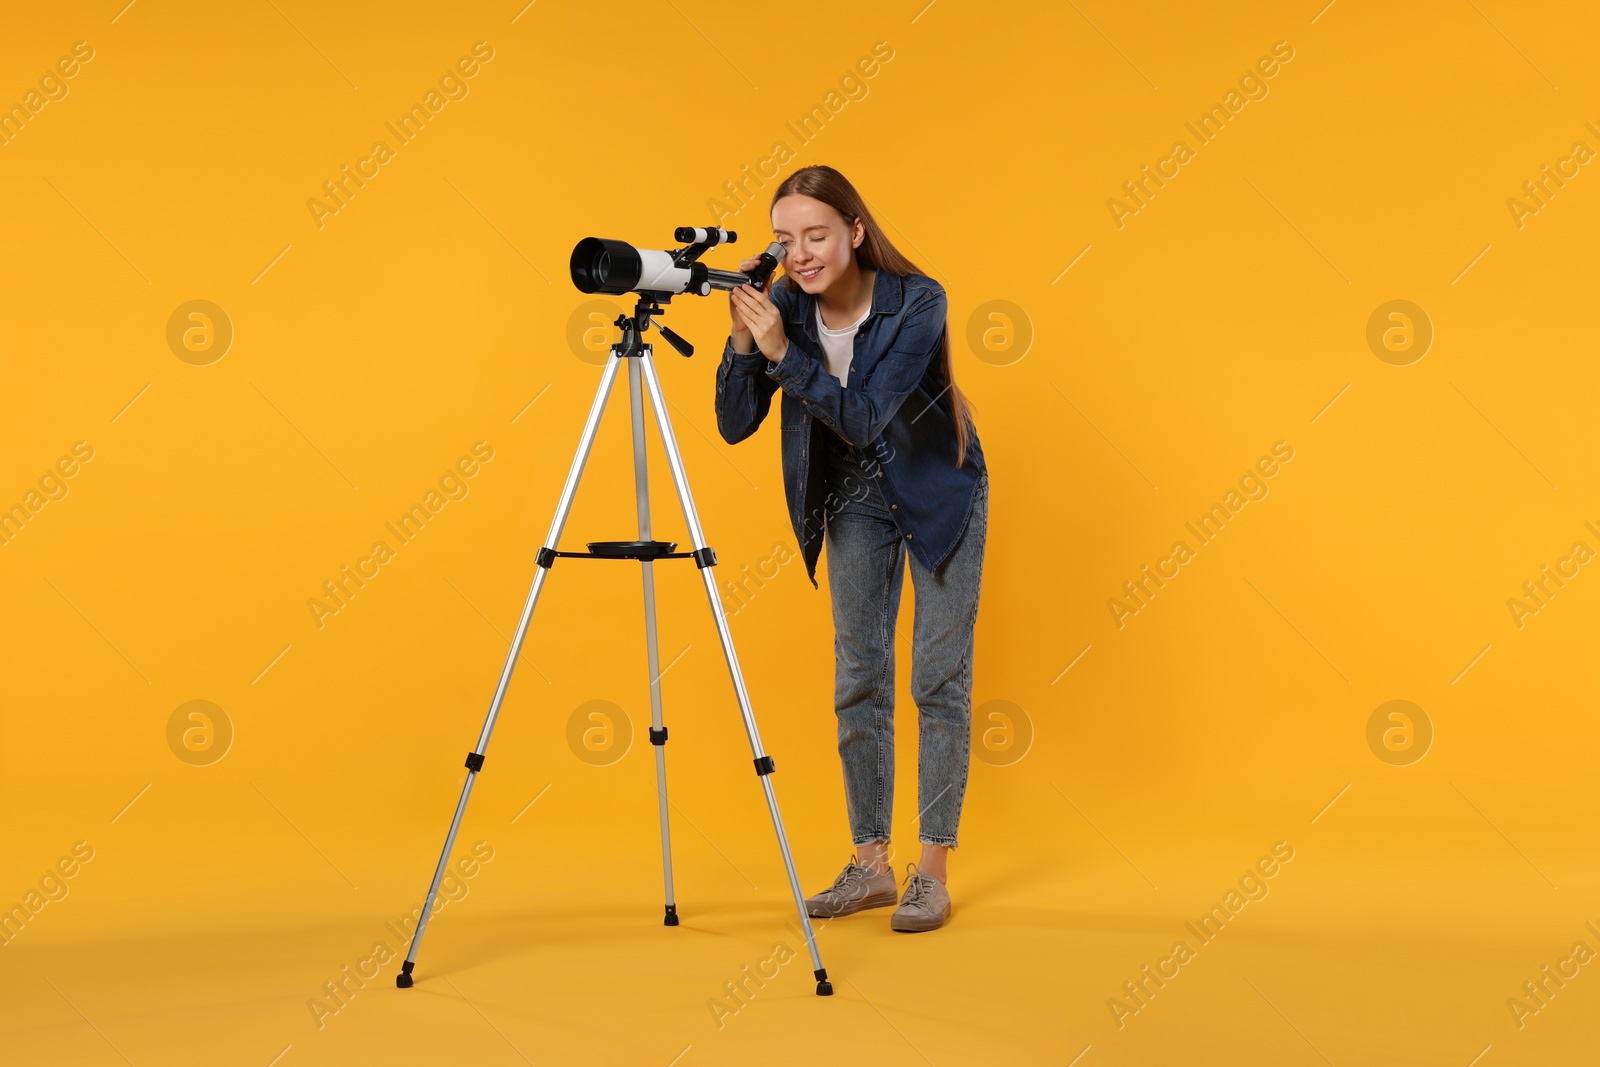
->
[[396, 293, 833, 997]]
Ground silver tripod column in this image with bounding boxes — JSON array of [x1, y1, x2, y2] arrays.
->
[[395, 328, 833, 998], [635, 348, 830, 994], [627, 355, 680, 927]]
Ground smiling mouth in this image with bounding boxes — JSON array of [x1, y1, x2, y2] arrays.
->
[[796, 266, 823, 279]]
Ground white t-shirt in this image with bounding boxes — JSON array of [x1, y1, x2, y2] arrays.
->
[[815, 301, 870, 387]]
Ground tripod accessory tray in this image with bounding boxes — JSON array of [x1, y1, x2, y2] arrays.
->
[[586, 539, 681, 559], [534, 541, 719, 568]]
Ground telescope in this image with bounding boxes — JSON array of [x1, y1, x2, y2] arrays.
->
[[570, 227, 785, 298], [397, 230, 839, 999]]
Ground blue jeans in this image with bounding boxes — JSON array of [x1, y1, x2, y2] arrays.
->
[[819, 433, 989, 849]]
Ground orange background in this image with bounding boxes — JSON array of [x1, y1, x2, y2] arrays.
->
[[2, 1, 1598, 1064]]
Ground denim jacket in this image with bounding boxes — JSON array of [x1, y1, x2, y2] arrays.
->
[[714, 268, 986, 589]]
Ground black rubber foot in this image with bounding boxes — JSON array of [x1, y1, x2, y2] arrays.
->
[[663, 904, 680, 926], [816, 980, 833, 996], [396, 972, 413, 988]]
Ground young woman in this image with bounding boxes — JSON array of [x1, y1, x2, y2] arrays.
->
[[715, 165, 988, 932]]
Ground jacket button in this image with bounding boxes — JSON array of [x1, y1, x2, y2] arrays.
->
[[876, 471, 883, 478], [905, 532, 913, 539], [890, 503, 898, 509]]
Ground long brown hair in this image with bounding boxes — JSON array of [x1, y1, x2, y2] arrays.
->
[[770, 165, 977, 468]]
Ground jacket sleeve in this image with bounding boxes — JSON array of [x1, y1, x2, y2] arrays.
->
[[762, 282, 946, 449], [715, 331, 780, 444]]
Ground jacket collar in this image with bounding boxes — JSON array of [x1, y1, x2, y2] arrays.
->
[[784, 266, 903, 329]]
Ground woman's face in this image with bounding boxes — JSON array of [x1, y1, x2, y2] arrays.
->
[[771, 194, 861, 296]]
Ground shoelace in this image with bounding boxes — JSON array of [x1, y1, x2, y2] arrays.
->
[[901, 873, 932, 907], [830, 863, 875, 895]]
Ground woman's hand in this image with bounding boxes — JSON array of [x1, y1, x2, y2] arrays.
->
[[730, 275, 788, 364]]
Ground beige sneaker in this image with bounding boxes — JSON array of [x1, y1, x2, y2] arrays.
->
[[890, 862, 951, 932], [805, 854, 898, 918]]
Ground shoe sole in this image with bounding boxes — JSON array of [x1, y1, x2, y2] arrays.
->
[[805, 889, 898, 918], [890, 904, 951, 932]]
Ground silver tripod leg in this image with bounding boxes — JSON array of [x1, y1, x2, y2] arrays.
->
[[636, 348, 833, 997], [627, 356, 679, 926], [397, 353, 623, 988]]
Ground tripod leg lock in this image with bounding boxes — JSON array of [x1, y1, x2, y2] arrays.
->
[[693, 546, 718, 569], [649, 726, 668, 745], [465, 751, 485, 773], [754, 755, 775, 776], [536, 546, 557, 568]]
